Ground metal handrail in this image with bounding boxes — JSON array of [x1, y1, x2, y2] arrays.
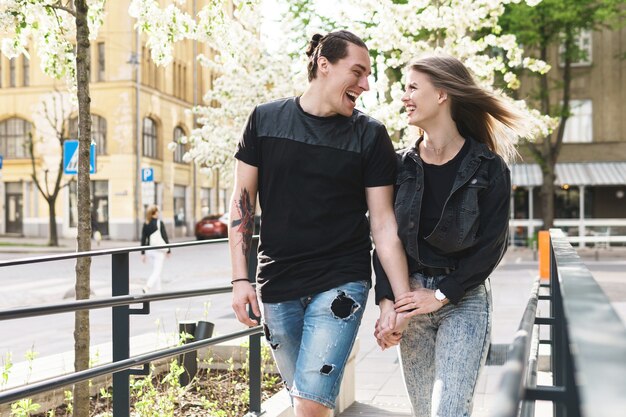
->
[[0, 237, 264, 416], [0, 326, 261, 405], [0, 286, 233, 320], [0, 237, 227, 267], [490, 229, 626, 417], [550, 229, 626, 417], [489, 277, 540, 417]]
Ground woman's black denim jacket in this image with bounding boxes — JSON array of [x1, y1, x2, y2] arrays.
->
[[375, 137, 511, 305]]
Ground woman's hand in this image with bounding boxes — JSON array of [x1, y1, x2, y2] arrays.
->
[[394, 288, 448, 317]]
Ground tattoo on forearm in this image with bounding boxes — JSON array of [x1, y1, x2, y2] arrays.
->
[[231, 188, 254, 256]]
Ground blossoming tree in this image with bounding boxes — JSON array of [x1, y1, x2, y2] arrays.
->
[[1, 1, 106, 414]]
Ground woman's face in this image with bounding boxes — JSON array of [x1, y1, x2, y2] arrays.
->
[[401, 69, 443, 128]]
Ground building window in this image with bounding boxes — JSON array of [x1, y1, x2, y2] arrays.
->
[[23, 50, 29, 86], [173, 126, 188, 163], [201, 187, 212, 217], [173, 185, 186, 227], [142, 117, 158, 158], [9, 58, 16, 87], [0, 117, 31, 158], [563, 100, 592, 143], [69, 180, 109, 234], [559, 30, 592, 67], [69, 114, 107, 155], [97, 42, 105, 82]]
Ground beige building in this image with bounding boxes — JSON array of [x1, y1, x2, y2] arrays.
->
[[0, 1, 230, 240], [510, 25, 626, 245]]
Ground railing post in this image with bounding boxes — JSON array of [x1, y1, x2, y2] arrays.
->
[[247, 237, 262, 416], [112, 252, 131, 417]]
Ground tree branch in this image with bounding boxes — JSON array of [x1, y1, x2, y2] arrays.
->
[[50, 2, 77, 18]]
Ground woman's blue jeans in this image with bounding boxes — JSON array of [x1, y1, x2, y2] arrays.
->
[[399, 273, 491, 417]]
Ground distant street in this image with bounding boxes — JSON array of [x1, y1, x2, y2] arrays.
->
[[0, 241, 239, 363]]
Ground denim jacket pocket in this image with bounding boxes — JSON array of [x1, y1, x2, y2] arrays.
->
[[459, 178, 488, 215]]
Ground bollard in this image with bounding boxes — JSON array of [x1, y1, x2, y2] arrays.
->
[[538, 230, 550, 281], [178, 321, 197, 387], [178, 320, 214, 386]]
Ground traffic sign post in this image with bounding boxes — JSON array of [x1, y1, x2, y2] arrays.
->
[[141, 168, 155, 205], [63, 140, 96, 174]]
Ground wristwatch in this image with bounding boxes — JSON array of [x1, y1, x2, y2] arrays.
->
[[434, 289, 447, 303]]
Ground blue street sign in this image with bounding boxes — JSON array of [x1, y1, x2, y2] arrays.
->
[[63, 140, 96, 174], [141, 168, 154, 182], [0, 155, 3, 170]]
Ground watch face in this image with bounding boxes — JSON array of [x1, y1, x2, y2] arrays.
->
[[435, 289, 446, 301]]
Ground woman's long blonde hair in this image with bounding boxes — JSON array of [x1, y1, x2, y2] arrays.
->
[[145, 205, 159, 224], [408, 54, 524, 163]]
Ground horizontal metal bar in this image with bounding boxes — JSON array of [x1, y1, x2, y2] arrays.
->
[[0, 286, 235, 321], [0, 326, 262, 405], [525, 385, 567, 402], [534, 317, 555, 325], [0, 236, 259, 267], [538, 295, 551, 300], [539, 339, 552, 345]]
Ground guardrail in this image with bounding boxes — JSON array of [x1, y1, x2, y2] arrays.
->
[[0, 238, 264, 417], [490, 228, 626, 417]]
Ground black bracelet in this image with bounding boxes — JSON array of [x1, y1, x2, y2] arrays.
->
[[231, 278, 250, 285]]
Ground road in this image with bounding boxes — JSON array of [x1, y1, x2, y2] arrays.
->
[[0, 242, 239, 364]]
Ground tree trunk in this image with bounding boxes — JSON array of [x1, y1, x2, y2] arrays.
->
[[540, 167, 556, 230], [47, 199, 58, 247], [74, 1, 92, 416]]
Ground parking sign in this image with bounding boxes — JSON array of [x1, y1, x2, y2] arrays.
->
[[141, 168, 154, 182]]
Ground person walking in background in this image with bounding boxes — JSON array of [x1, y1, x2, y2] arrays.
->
[[229, 30, 410, 417], [141, 205, 171, 293], [375, 54, 527, 417]]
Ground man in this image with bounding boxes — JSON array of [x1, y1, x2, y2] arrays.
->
[[229, 30, 409, 417]]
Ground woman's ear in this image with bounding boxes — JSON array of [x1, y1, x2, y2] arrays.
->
[[438, 90, 448, 104]]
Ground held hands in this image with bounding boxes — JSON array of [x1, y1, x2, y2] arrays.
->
[[394, 288, 448, 317], [374, 299, 411, 350], [231, 281, 261, 327]]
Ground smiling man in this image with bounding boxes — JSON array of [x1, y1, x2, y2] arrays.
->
[[228, 30, 410, 417]]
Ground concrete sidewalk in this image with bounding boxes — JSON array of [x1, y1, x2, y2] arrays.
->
[[341, 254, 550, 417]]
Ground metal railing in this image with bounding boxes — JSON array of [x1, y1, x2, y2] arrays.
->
[[0, 238, 264, 417], [490, 228, 626, 417]]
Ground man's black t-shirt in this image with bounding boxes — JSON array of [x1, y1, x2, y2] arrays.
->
[[235, 97, 396, 302]]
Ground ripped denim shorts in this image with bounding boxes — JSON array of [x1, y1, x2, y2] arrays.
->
[[261, 280, 369, 409]]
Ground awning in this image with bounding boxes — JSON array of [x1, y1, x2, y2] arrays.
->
[[511, 162, 626, 187]]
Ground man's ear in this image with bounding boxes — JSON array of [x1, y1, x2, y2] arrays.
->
[[317, 56, 330, 76]]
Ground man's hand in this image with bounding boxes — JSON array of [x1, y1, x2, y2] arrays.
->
[[377, 299, 397, 337], [231, 281, 261, 327], [394, 288, 448, 317], [374, 318, 402, 350]]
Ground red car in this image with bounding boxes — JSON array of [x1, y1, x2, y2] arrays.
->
[[195, 214, 228, 240]]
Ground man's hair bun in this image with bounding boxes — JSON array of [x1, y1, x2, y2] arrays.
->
[[306, 33, 324, 58]]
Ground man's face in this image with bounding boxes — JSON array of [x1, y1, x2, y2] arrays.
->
[[320, 43, 371, 117]]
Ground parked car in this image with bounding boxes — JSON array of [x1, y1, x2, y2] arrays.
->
[[195, 214, 228, 240]]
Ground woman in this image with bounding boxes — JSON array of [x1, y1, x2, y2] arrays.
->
[[374, 54, 525, 417], [141, 205, 171, 292]]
